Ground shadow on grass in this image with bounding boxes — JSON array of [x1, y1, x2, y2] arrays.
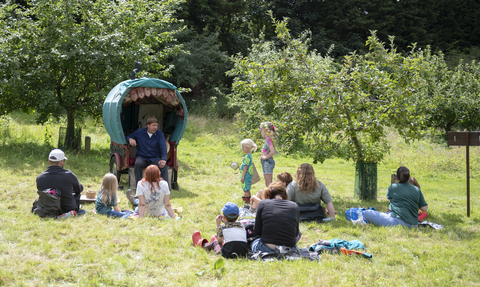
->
[[171, 188, 198, 199], [439, 212, 465, 224], [0, 141, 111, 178]]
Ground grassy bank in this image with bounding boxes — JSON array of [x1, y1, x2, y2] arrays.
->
[[0, 113, 479, 286]]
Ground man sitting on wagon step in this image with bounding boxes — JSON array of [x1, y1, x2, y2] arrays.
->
[[36, 149, 87, 215], [126, 115, 169, 187]]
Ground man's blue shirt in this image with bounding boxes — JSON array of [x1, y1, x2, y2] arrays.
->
[[126, 128, 168, 161]]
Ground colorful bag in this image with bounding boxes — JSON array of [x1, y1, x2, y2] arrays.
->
[[345, 207, 376, 224]]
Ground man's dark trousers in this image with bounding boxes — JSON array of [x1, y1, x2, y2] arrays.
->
[[134, 157, 169, 187]]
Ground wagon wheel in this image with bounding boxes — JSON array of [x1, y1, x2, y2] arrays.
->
[[171, 169, 179, 190], [109, 156, 121, 183]]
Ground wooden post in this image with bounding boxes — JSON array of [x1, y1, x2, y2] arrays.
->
[[85, 136, 91, 153], [447, 131, 480, 217], [466, 132, 470, 217]]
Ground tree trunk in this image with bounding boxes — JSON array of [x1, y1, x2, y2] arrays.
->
[[64, 109, 76, 150]]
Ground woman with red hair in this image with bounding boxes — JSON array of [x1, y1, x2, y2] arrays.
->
[[136, 165, 175, 219]]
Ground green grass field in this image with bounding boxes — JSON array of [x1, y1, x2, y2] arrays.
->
[[0, 113, 479, 286]]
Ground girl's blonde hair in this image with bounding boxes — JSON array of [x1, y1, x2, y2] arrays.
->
[[295, 163, 319, 193], [240, 138, 257, 152], [100, 173, 118, 205]]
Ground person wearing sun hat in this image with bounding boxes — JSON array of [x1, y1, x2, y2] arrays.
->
[[126, 115, 169, 187], [36, 149, 86, 215], [192, 202, 248, 258]]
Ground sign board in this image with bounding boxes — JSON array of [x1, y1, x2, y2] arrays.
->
[[447, 131, 478, 217], [448, 131, 480, 146]]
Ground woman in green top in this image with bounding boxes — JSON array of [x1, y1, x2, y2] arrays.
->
[[364, 166, 428, 228]]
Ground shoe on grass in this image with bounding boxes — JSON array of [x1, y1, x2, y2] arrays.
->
[[126, 189, 135, 206]]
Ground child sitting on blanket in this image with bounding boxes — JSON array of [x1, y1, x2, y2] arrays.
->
[[248, 172, 293, 213], [192, 202, 248, 258]]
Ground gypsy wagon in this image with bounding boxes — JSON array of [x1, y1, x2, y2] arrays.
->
[[103, 77, 187, 190]]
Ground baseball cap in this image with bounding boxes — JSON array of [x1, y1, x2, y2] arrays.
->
[[222, 202, 239, 218], [48, 149, 67, 161]]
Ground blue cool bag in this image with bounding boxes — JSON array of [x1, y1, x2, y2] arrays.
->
[[345, 207, 376, 223]]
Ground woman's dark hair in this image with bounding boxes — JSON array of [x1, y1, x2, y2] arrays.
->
[[396, 166, 410, 183], [264, 181, 288, 200]]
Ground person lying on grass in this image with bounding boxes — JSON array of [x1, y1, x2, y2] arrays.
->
[[192, 202, 249, 259], [364, 166, 428, 228], [95, 173, 131, 218]]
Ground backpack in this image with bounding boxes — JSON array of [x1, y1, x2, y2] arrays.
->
[[32, 188, 63, 218]]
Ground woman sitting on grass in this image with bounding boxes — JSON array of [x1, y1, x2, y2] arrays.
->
[[251, 181, 300, 252], [248, 172, 293, 212], [364, 166, 428, 228], [136, 165, 175, 219], [95, 173, 129, 218], [286, 163, 336, 218]]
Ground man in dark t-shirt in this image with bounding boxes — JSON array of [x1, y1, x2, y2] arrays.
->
[[36, 149, 86, 215]]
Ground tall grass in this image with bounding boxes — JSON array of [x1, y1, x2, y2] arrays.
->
[[0, 112, 479, 286]]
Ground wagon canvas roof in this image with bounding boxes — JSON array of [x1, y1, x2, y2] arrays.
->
[[103, 77, 187, 145]]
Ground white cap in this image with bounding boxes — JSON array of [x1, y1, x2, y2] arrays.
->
[[48, 149, 67, 161]]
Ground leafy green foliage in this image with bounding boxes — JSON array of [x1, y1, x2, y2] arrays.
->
[[421, 60, 480, 132], [0, 0, 183, 132], [228, 18, 434, 163]]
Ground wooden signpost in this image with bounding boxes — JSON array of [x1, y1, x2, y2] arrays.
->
[[447, 131, 480, 217]]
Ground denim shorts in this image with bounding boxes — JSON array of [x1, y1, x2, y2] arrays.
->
[[261, 157, 275, 174], [251, 238, 297, 253]]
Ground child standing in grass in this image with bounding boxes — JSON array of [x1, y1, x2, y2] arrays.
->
[[260, 122, 277, 187], [95, 173, 128, 218], [240, 139, 257, 204]]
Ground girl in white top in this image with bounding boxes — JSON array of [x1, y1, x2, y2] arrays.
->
[[136, 165, 175, 219]]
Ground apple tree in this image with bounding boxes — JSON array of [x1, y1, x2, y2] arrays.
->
[[227, 18, 437, 199], [0, 0, 183, 149]]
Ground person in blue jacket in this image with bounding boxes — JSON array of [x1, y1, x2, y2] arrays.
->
[[126, 115, 169, 187]]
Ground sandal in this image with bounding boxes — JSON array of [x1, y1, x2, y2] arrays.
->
[[242, 196, 251, 204]]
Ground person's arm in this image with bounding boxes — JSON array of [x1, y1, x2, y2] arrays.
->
[[261, 138, 275, 160], [138, 195, 146, 218], [420, 205, 428, 212], [164, 195, 175, 219], [113, 205, 121, 212], [216, 215, 226, 244], [241, 164, 247, 183], [126, 130, 138, 146], [253, 202, 264, 236], [326, 201, 335, 218], [158, 131, 168, 162], [68, 172, 83, 195], [286, 182, 295, 201], [319, 182, 334, 217]]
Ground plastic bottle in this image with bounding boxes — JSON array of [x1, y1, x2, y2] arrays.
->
[[57, 210, 77, 220]]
